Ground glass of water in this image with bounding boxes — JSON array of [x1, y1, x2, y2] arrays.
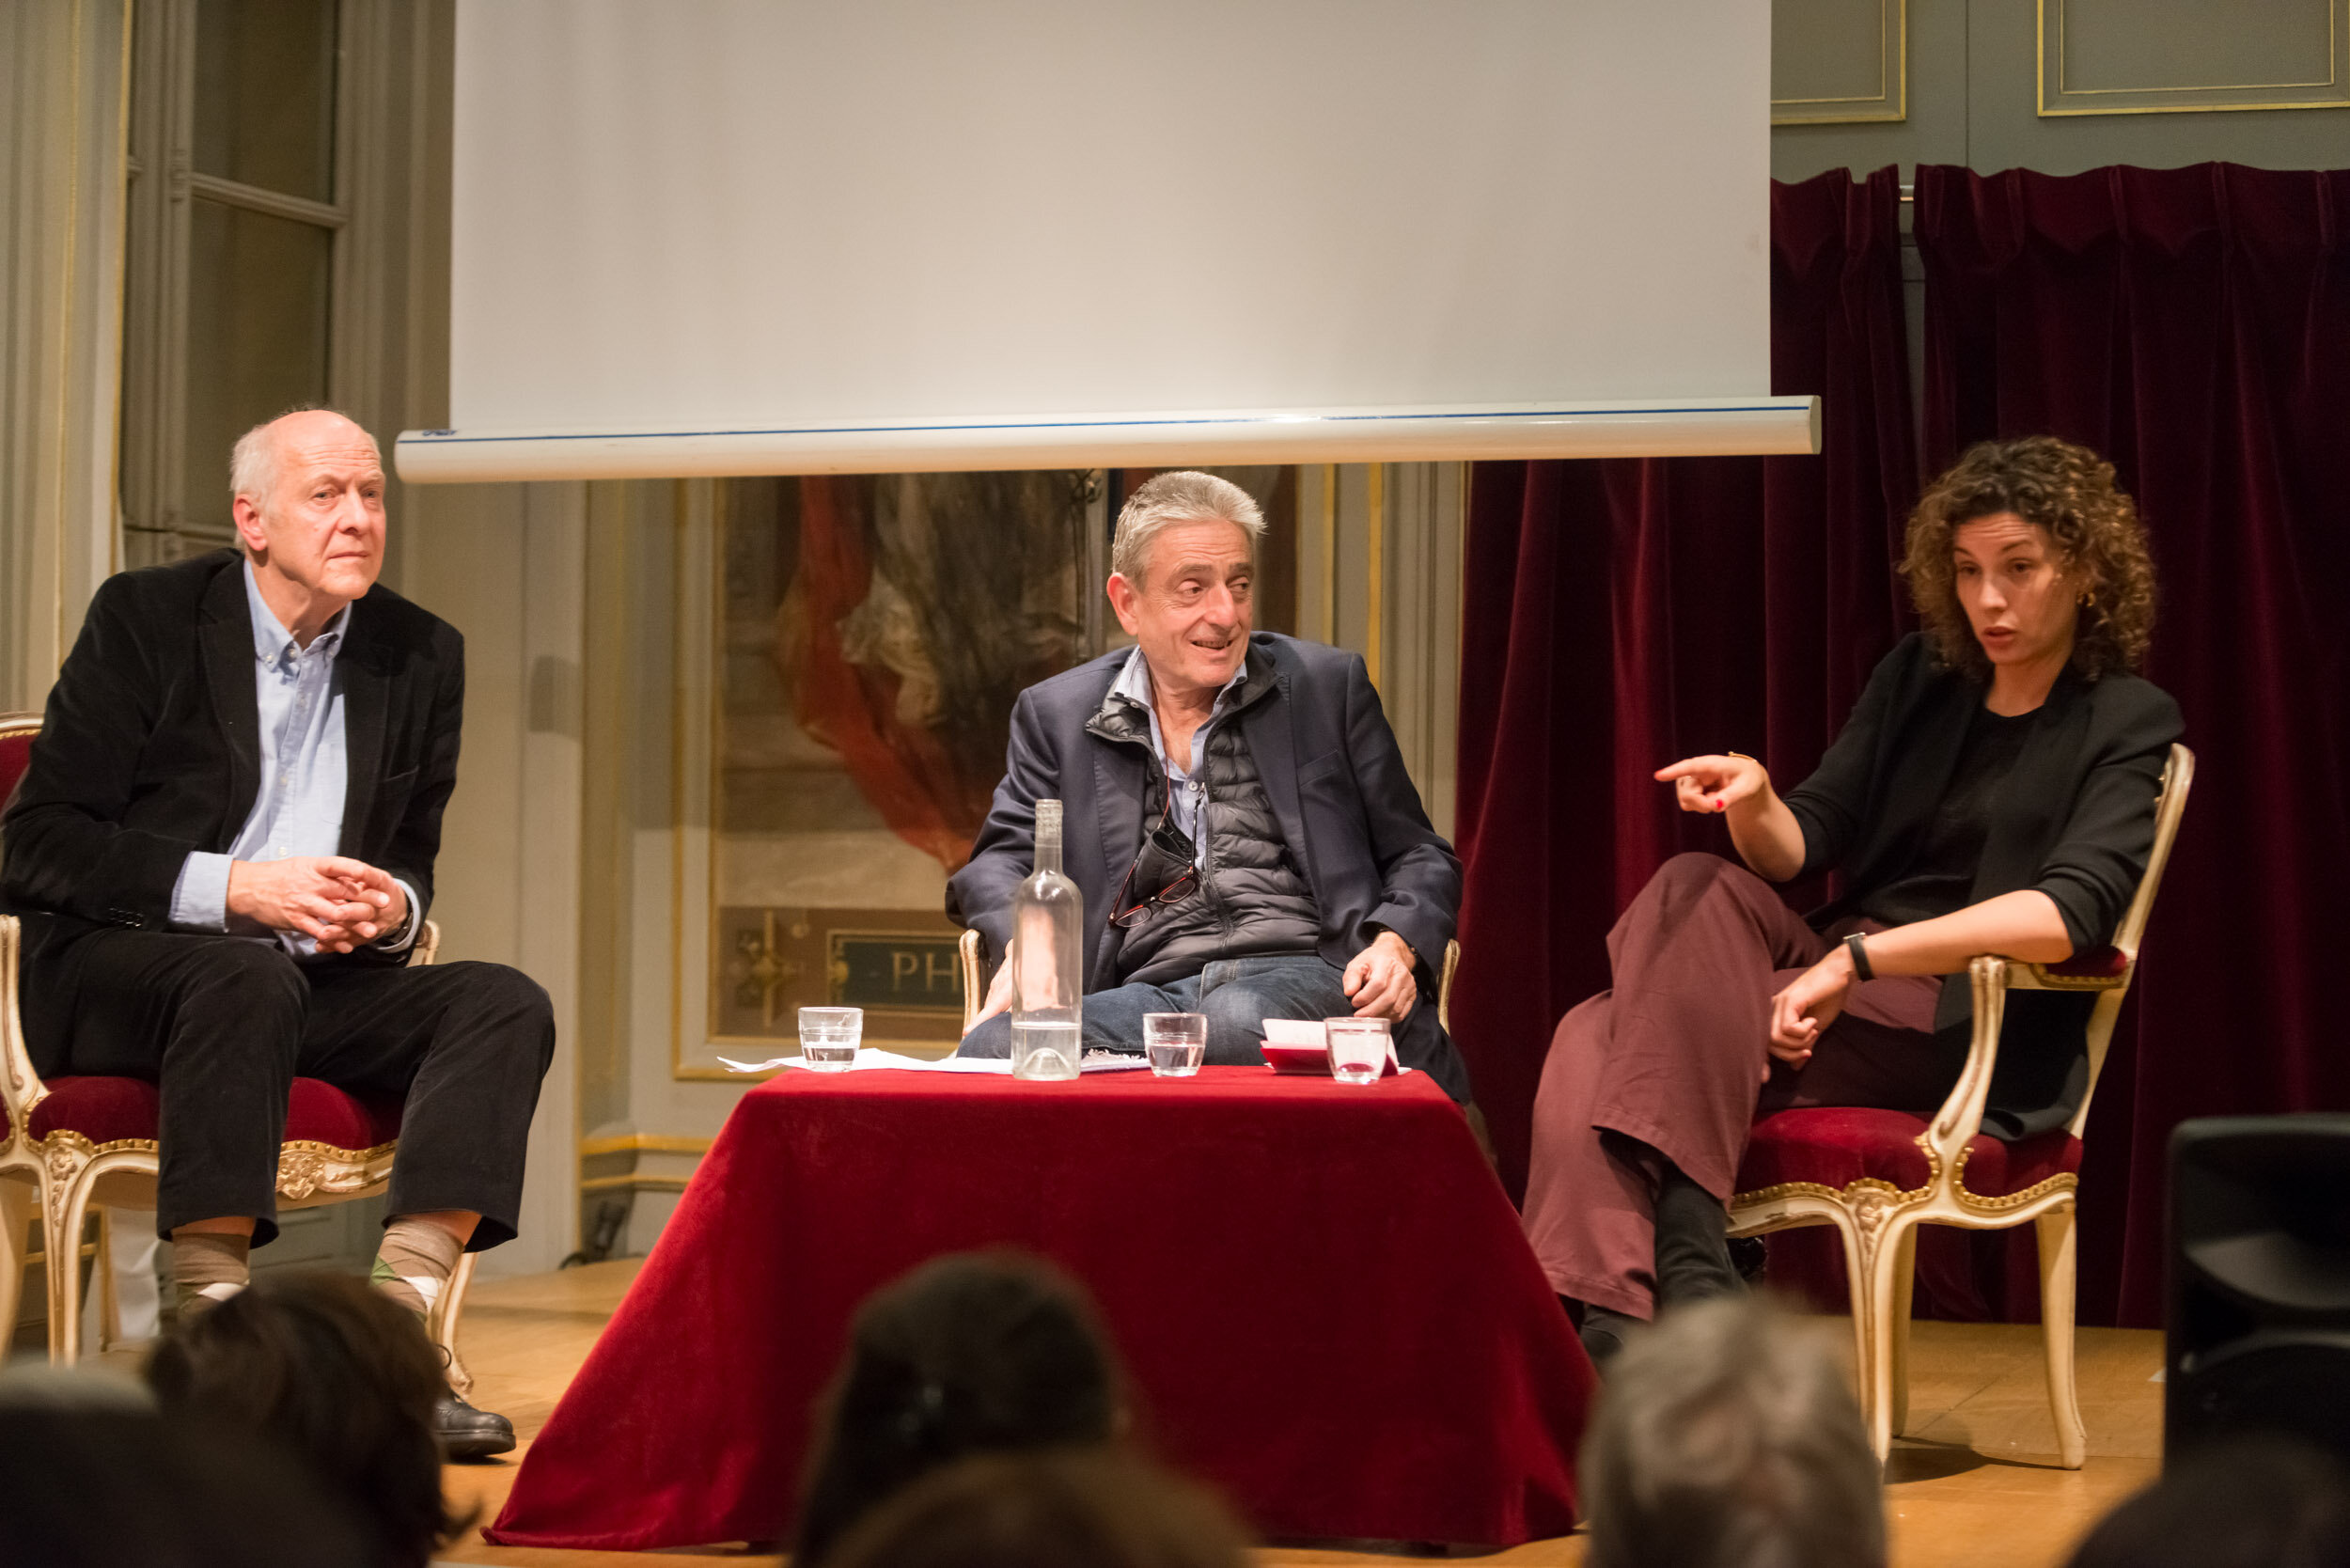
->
[[1324, 1017, 1389, 1086], [1143, 1012, 1207, 1078], [798, 1006, 863, 1072]]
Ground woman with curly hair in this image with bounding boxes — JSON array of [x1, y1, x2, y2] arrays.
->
[[1520, 435, 2183, 1365]]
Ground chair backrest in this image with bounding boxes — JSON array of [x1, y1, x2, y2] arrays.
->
[[0, 712, 39, 811], [2071, 743, 2195, 1136]]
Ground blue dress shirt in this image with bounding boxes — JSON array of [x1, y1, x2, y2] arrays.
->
[[167, 561, 419, 959], [1107, 645, 1248, 865]]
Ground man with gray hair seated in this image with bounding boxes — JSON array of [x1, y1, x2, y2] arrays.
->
[[1580, 1297, 1885, 1568], [949, 470, 1469, 1100], [0, 408, 553, 1457]]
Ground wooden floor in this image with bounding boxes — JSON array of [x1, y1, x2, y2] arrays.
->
[[432, 1260, 2163, 1568]]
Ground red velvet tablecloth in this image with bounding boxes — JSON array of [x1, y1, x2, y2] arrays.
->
[[486, 1067, 1593, 1550]]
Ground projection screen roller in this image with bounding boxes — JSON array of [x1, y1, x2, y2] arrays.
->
[[406, 1, 1803, 482]]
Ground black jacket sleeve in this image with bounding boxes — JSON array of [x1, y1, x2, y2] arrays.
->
[[944, 684, 1056, 966], [1781, 635, 1918, 881], [1344, 653, 1461, 965], [378, 630, 464, 933], [0, 574, 191, 925], [2030, 679, 2182, 952]]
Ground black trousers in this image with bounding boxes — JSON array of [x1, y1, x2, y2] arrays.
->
[[33, 931, 554, 1247]]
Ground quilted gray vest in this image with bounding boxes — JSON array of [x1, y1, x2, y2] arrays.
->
[[1089, 676, 1323, 987]]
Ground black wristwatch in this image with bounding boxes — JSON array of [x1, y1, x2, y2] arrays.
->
[[1842, 932, 1875, 982], [376, 902, 416, 949]]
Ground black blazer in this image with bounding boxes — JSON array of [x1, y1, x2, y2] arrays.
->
[[945, 633, 1467, 1099], [0, 551, 464, 1056], [1782, 633, 2183, 1137]]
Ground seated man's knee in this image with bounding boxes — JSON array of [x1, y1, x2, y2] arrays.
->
[[467, 961, 552, 1019], [440, 963, 557, 1072], [445, 961, 554, 1026], [190, 941, 306, 1024], [1198, 988, 1272, 1064], [959, 1012, 1012, 1059]]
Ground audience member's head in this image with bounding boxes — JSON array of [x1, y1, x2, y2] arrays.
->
[[144, 1268, 466, 1568], [1581, 1296, 1884, 1568], [826, 1449, 1250, 1568], [794, 1250, 1126, 1567], [2065, 1437, 2350, 1568], [0, 1403, 379, 1567]]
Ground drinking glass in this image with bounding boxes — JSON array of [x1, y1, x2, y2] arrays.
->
[[1143, 1012, 1207, 1078], [1324, 1017, 1389, 1086], [798, 1006, 863, 1071]]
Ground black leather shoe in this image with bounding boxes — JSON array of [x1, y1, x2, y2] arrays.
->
[[434, 1393, 516, 1461]]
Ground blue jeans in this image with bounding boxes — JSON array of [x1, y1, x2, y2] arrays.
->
[[959, 953, 1353, 1064]]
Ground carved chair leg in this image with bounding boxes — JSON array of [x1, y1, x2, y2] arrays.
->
[[0, 1176, 29, 1339], [95, 1206, 122, 1352], [1888, 1226, 1918, 1439], [48, 1171, 97, 1365], [1857, 1214, 1914, 1465], [2036, 1203, 2088, 1469], [432, 1250, 480, 1402], [1824, 1211, 1887, 1459]]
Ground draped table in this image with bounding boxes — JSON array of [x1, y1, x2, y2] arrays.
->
[[485, 1066, 1594, 1550]]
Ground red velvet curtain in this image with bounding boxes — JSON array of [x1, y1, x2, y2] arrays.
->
[[1915, 163, 2350, 1326], [1453, 167, 1919, 1200]]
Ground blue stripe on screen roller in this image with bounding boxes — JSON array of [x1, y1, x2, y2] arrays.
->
[[408, 404, 1800, 445]]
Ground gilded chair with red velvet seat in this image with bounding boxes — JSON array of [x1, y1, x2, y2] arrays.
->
[[1727, 744, 2194, 1468], [0, 711, 42, 1348], [0, 712, 478, 1388]]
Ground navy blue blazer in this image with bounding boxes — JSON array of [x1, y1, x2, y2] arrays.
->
[[947, 633, 1468, 1099]]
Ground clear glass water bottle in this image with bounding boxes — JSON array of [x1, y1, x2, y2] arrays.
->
[[1010, 798, 1084, 1080]]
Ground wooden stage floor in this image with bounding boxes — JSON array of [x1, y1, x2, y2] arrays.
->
[[434, 1260, 2163, 1568]]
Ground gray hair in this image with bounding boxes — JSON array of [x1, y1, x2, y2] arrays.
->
[[1109, 471, 1264, 586], [1582, 1297, 1885, 1568], [229, 407, 381, 516]]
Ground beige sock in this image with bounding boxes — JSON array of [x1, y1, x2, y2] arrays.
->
[[170, 1231, 249, 1315], [371, 1217, 463, 1317]]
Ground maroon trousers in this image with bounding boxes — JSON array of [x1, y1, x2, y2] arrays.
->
[[1520, 854, 1963, 1318]]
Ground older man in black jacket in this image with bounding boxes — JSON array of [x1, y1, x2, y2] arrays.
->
[[948, 471, 1469, 1101], [0, 409, 549, 1455]]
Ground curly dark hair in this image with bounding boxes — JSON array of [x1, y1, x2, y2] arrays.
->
[[146, 1270, 470, 1568], [1900, 435, 2156, 681]]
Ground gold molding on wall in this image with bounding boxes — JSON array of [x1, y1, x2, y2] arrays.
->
[[578, 1134, 713, 1158], [580, 1173, 693, 1194], [2038, 0, 2350, 116], [1773, 0, 1906, 124]]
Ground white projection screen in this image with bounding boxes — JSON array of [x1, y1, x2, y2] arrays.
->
[[403, 1, 1809, 482]]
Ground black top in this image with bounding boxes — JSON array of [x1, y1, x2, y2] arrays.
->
[[1780, 634, 2183, 1137], [1859, 705, 2041, 928]]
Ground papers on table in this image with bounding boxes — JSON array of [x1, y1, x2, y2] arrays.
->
[[713, 1048, 1152, 1075], [716, 1047, 956, 1074], [1259, 1017, 1409, 1074]]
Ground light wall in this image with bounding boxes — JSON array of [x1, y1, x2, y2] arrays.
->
[[1771, 0, 2350, 180]]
